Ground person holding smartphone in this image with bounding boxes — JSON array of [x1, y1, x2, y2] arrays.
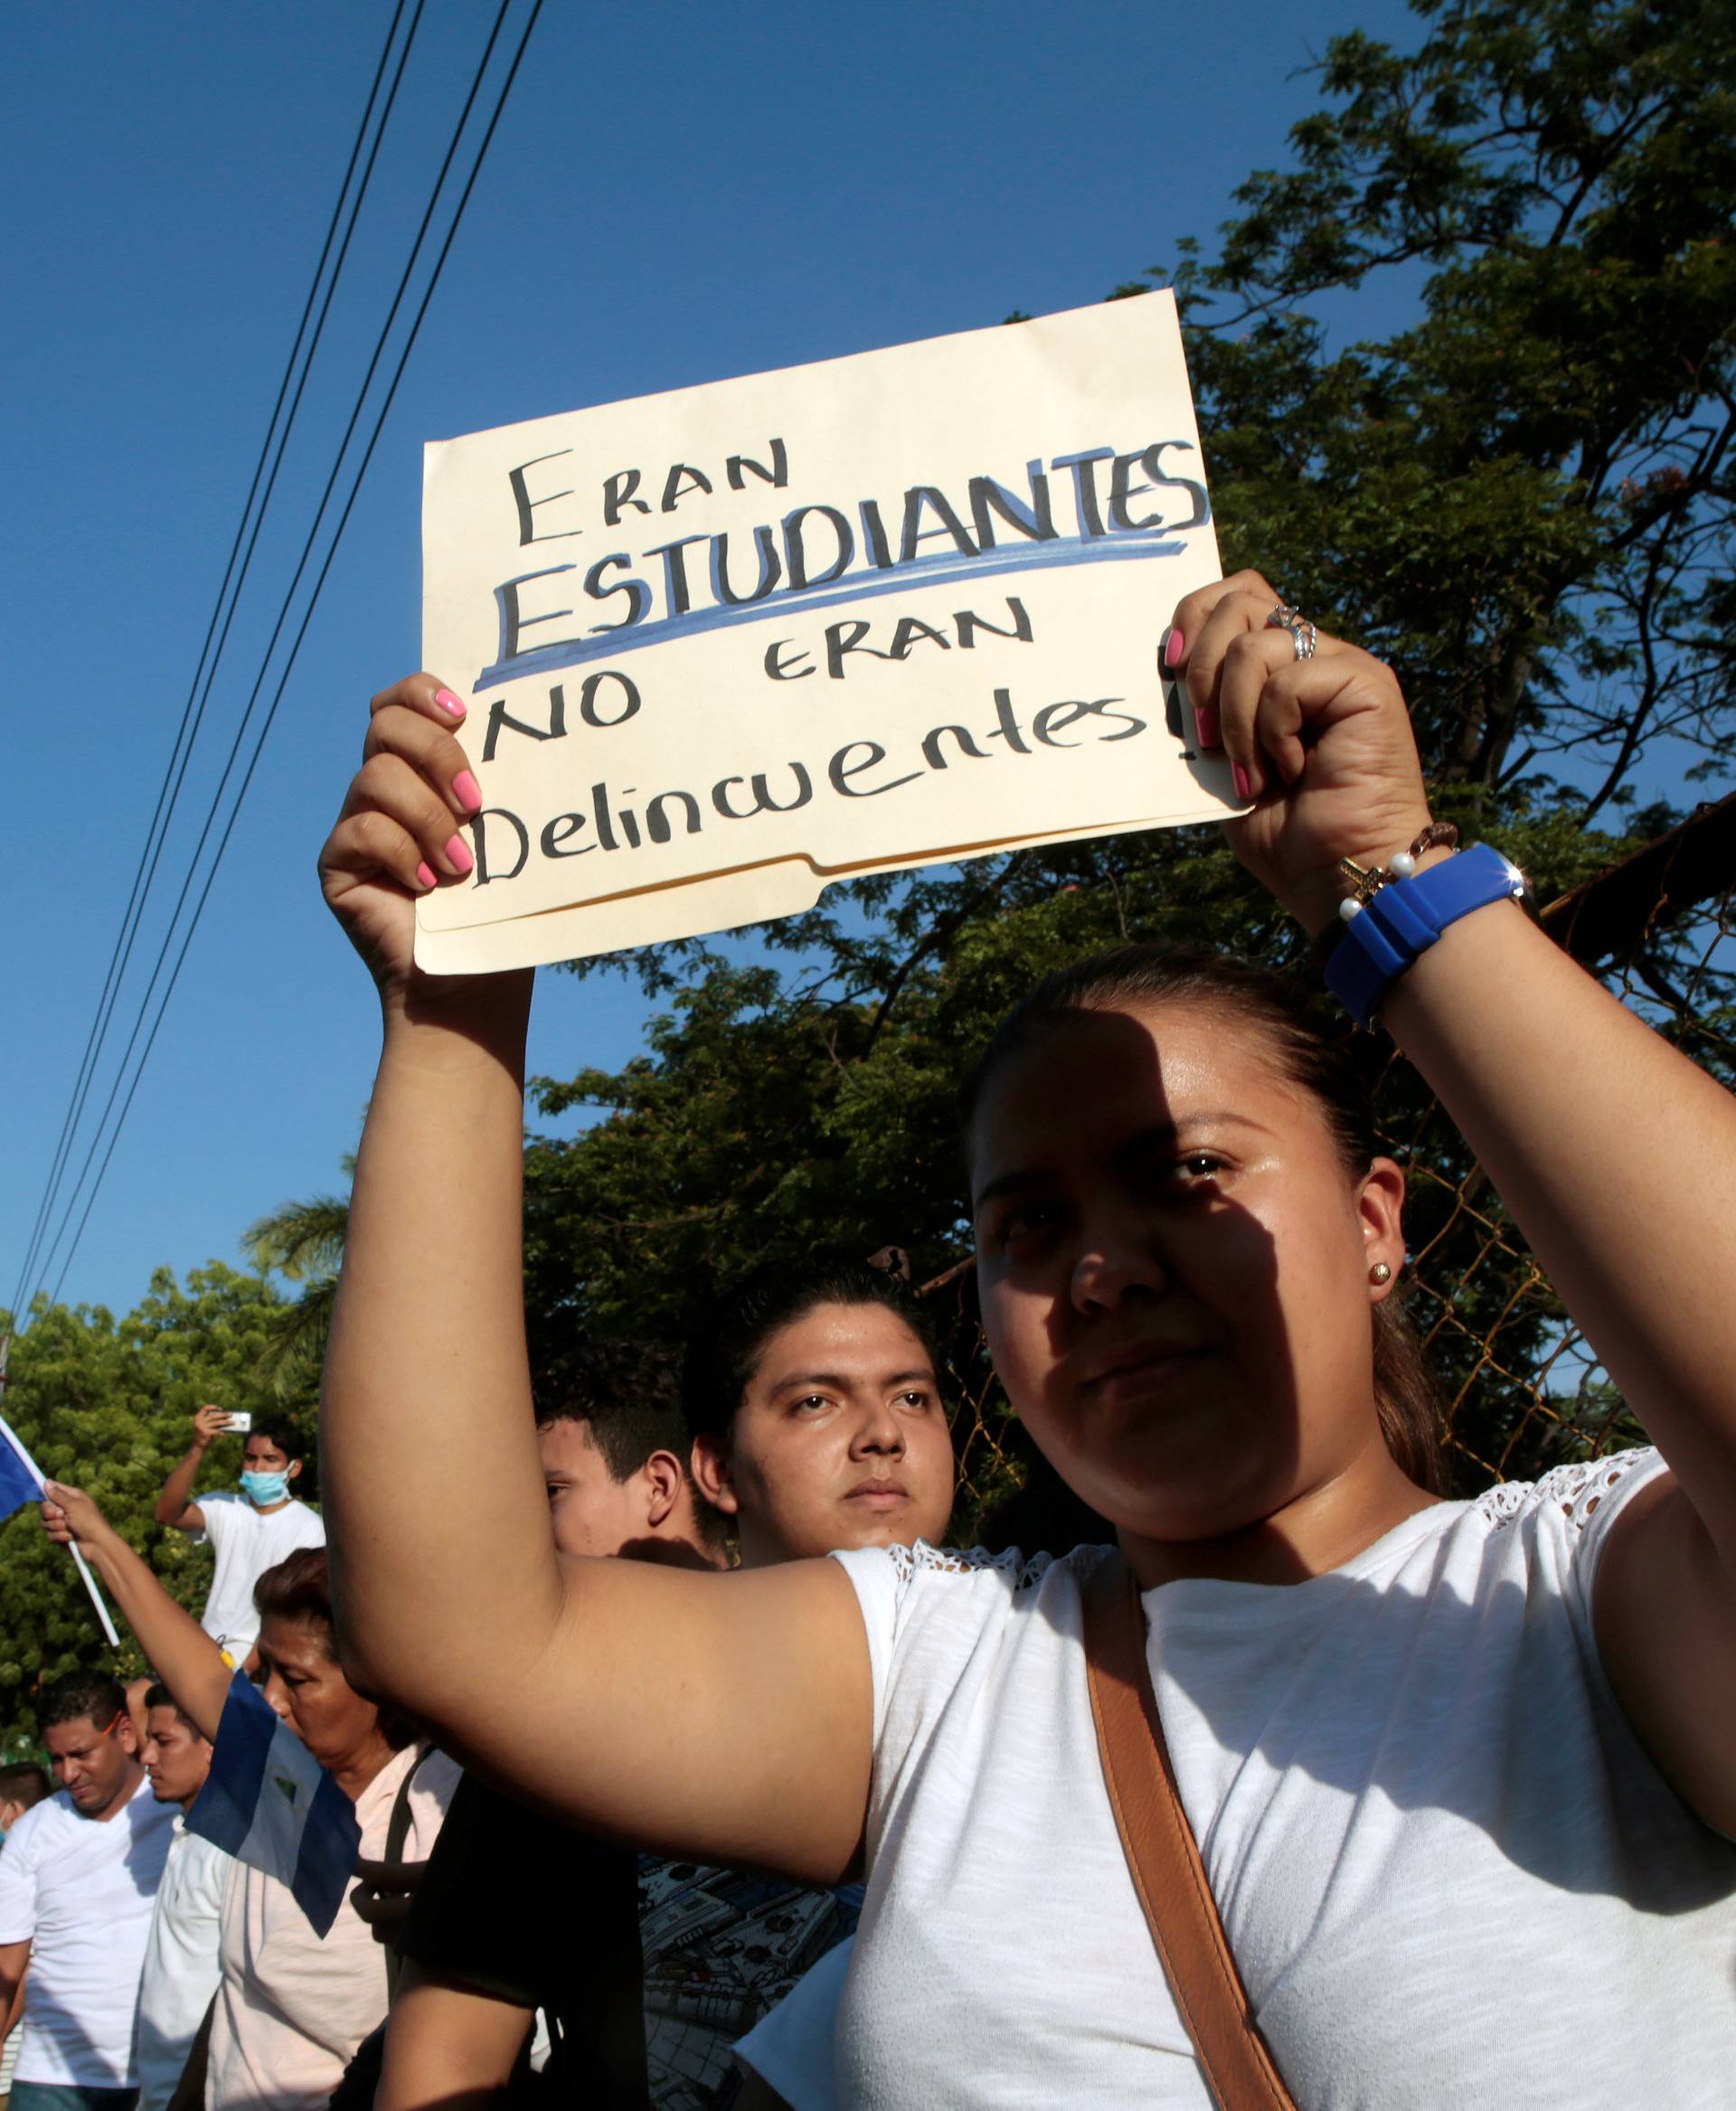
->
[[153, 1409, 326, 1669]]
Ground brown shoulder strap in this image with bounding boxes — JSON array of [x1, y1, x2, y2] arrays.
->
[[1082, 1551, 1297, 2111]]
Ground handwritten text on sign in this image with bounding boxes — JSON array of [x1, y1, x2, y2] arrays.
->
[[417, 294, 1236, 970]]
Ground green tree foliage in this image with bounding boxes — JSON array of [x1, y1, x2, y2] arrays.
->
[[267, 0, 1736, 1522], [0, 1265, 316, 1755]]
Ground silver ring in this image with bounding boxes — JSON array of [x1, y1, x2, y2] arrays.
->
[[1266, 603, 1317, 662]]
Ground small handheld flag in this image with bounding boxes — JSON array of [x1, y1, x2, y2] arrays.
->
[[188, 1669, 362, 1937], [0, 1344, 121, 1648]]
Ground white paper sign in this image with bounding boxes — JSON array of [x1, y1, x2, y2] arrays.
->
[[417, 293, 1236, 970]]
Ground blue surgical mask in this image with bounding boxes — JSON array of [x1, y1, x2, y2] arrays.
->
[[241, 1468, 291, 1506]]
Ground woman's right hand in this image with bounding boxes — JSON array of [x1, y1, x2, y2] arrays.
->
[[317, 674, 484, 1002]]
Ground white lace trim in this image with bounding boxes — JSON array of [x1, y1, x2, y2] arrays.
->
[[1473, 1447, 1657, 1534], [884, 1539, 1074, 1595]]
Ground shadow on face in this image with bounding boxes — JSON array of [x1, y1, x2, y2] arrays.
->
[[969, 999, 1392, 1567]]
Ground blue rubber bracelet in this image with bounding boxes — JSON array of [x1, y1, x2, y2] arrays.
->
[[1325, 843, 1528, 1027]]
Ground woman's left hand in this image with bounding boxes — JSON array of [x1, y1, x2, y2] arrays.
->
[[1169, 570, 1437, 934]]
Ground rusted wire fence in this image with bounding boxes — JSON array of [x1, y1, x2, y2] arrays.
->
[[925, 794, 1736, 1546]]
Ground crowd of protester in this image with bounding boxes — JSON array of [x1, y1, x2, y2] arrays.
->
[[2, 1258, 958, 2111], [5, 570, 1736, 2107]]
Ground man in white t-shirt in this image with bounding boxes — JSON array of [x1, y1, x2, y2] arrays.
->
[[0, 1672, 177, 2109], [153, 1408, 326, 1667], [133, 1683, 231, 2111]]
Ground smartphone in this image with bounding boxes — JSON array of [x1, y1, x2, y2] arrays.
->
[[226, 1410, 252, 1435]]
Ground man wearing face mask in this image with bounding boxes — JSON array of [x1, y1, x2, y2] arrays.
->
[[153, 1409, 325, 1670]]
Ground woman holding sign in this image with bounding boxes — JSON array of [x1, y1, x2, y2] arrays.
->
[[316, 572, 1736, 2107]]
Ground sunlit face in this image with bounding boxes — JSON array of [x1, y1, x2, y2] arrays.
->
[[699, 1302, 956, 1566], [538, 1418, 661, 1560], [45, 1710, 138, 1819], [142, 1704, 212, 1807], [970, 1001, 1398, 1544], [256, 1615, 380, 1769]]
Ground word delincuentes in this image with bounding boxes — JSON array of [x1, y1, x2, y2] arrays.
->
[[479, 435, 1211, 686], [468, 684, 1150, 884]]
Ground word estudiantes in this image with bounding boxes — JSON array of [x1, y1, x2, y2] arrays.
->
[[477, 437, 1209, 687], [467, 685, 1148, 885]]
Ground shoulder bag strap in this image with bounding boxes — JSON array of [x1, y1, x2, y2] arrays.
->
[[1082, 1550, 1297, 2111]]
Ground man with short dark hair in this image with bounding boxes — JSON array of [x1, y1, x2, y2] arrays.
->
[[0, 1673, 176, 2110], [0, 1765, 49, 1838], [377, 1352, 725, 2110], [134, 1686, 231, 2111], [153, 1408, 326, 1667]]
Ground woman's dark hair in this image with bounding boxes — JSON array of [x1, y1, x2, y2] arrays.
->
[[683, 1258, 946, 1443], [253, 1545, 335, 1633], [959, 942, 1451, 1496]]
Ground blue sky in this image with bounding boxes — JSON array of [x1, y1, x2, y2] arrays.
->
[[5, 0, 1433, 1324]]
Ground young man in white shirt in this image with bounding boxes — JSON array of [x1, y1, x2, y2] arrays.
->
[[0, 1673, 177, 2110], [133, 1685, 231, 2111], [153, 1409, 326, 1667]]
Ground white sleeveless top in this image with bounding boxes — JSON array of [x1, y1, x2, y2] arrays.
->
[[831, 1450, 1736, 2108]]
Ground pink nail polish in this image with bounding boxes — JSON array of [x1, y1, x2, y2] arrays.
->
[[1194, 704, 1220, 749], [415, 861, 438, 891], [1232, 762, 1252, 802], [433, 688, 466, 719], [1163, 628, 1185, 670], [453, 770, 482, 811], [445, 833, 475, 877]]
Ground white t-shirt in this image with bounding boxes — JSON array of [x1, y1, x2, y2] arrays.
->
[[134, 1817, 231, 2111], [190, 1491, 326, 1656], [206, 1739, 460, 2111], [0, 1775, 177, 2087], [735, 1937, 852, 2109], [832, 1450, 1736, 2109]]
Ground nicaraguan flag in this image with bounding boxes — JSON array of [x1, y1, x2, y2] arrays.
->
[[189, 1669, 361, 1936], [0, 1417, 38, 1522], [0, 1404, 121, 1645]]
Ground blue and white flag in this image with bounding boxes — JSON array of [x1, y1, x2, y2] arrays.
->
[[189, 1669, 362, 1937], [0, 1418, 36, 1523], [0, 1381, 121, 1646]]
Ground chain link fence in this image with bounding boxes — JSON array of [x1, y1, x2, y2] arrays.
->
[[923, 794, 1736, 1547]]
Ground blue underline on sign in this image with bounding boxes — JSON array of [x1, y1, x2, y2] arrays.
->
[[474, 532, 1188, 688]]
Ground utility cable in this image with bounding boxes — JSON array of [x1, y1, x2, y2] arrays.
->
[[9, 0, 420, 1319], [37, 0, 545, 1312]]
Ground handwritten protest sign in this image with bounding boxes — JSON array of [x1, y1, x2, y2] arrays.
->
[[417, 293, 1238, 971]]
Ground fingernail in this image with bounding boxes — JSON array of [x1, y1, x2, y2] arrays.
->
[[452, 770, 482, 812], [444, 833, 475, 877], [1232, 762, 1252, 801], [415, 861, 438, 891], [433, 688, 466, 719], [1163, 628, 1185, 670], [1194, 703, 1220, 749]]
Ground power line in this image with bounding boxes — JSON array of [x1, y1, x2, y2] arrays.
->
[[8, 0, 421, 1319], [35, 0, 546, 1315]]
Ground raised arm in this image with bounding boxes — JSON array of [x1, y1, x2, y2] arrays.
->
[[42, 1481, 233, 1740], [1180, 570, 1736, 1828], [316, 676, 871, 1880], [152, 1403, 231, 1529]]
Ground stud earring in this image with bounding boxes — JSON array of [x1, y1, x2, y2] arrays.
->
[[1370, 1261, 1393, 1286]]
